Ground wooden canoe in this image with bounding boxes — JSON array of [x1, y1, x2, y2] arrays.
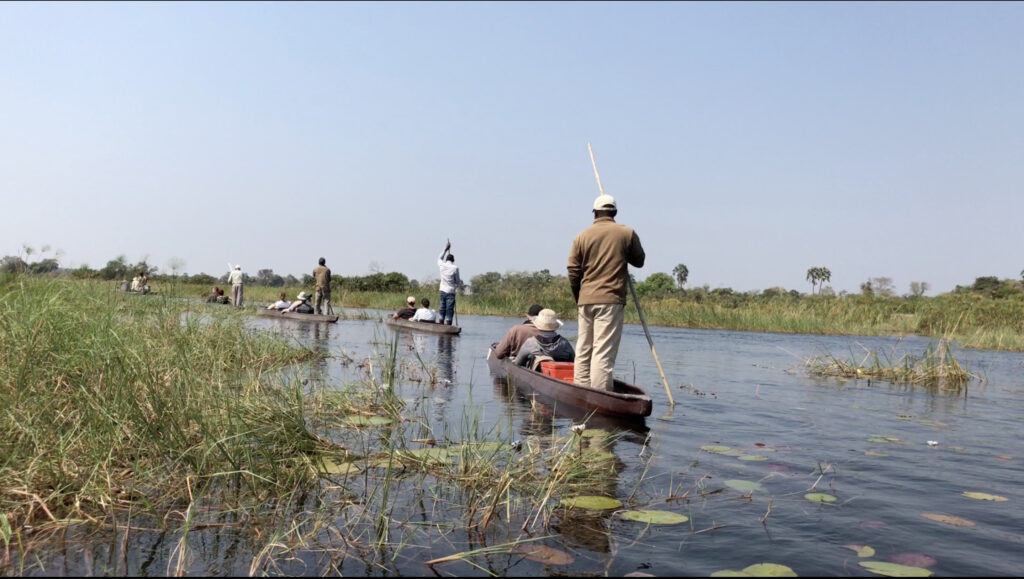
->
[[487, 347, 652, 418], [385, 317, 462, 335], [256, 309, 339, 323]]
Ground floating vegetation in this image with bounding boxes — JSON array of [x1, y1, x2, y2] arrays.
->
[[618, 510, 690, 525], [803, 340, 979, 391], [558, 495, 623, 510], [920, 513, 975, 527], [510, 544, 574, 565], [805, 493, 837, 503], [961, 491, 1007, 501], [859, 560, 933, 577], [845, 544, 876, 557], [710, 562, 798, 577]]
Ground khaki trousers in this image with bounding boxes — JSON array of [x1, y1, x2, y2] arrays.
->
[[232, 284, 243, 308], [315, 288, 331, 314], [573, 303, 625, 391]]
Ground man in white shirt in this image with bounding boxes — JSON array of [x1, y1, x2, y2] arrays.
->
[[437, 241, 461, 325], [227, 264, 244, 308], [411, 297, 439, 323]]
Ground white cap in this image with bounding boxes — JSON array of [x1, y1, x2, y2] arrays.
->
[[593, 194, 617, 210]]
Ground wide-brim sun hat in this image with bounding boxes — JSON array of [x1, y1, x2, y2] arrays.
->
[[407, 296, 416, 304], [533, 308, 563, 331], [593, 194, 616, 210], [297, 292, 310, 300]]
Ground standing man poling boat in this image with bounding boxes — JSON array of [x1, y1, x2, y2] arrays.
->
[[567, 194, 645, 391], [437, 240, 461, 326], [227, 263, 245, 308], [313, 257, 332, 315]]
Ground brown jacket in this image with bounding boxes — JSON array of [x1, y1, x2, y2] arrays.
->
[[493, 321, 542, 360], [567, 216, 645, 305], [313, 265, 331, 291]]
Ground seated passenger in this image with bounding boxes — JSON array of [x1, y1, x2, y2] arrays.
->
[[284, 291, 314, 314], [391, 296, 417, 320], [411, 297, 439, 323], [493, 304, 543, 360], [514, 309, 575, 369], [267, 292, 291, 310]]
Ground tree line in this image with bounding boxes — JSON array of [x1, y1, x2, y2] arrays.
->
[[4, 248, 1024, 303]]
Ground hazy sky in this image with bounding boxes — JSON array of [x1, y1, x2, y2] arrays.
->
[[4, 1, 1022, 295]]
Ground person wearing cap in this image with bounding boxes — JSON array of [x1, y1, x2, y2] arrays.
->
[[392, 296, 418, 320], [284, 291, 315, 314], [227, 264, 245, 308], [492, 304, 544, 360], [567, 193, 645, 391], [411, 297, 440, 323], [513, 309, 575, 369], [437, 241, 461, 325], [313, 257, 332, 315]]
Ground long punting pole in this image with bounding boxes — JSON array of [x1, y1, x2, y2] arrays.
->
[[586, 142, 674, 407]]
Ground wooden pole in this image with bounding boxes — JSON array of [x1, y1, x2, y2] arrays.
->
[[586, 142, 675, 407]]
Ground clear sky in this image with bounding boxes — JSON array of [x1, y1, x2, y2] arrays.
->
[[3, 1, 1022, 296]]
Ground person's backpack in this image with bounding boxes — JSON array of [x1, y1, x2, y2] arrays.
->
[[296, 301, 314, 314]]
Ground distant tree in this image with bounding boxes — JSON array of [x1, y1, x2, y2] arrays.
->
[[256, 269, 284, 286], [860, 280, 874, 296], [1020, 269, 1024, 282], [1, 255, 28, 274], [469, 272, 503, 296], [806, 266, 831, 294], [189, 273, 216, 286], [673, 264, 689, 288], [909, 281, 930, 298], [869, 277, 895, 297], [100, 255, 130, 280], [282, 274, 299, 287], [635, 272, 676, 297], [28, 258, 59, 274]]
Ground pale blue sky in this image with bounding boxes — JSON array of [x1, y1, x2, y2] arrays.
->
[[4, 1, 1022, 295]]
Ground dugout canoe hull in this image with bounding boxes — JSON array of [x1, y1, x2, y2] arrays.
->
[[256, 309, 339, 323], [486, 347, 652, 418], [385, 317, 462, 335]]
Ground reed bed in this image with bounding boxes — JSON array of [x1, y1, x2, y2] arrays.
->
[[1, 277, 655, 575], [801, 339, 979, 392]]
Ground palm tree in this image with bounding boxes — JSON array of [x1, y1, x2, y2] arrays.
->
[[673, 264, 689, 288], [806, 266, 831, 295]]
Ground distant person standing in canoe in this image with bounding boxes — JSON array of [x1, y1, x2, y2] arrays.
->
[[567, 194, 645, 391], [437, 240, 461, 326], [227, 263, 244, 308], [313, 257, 332, 315]]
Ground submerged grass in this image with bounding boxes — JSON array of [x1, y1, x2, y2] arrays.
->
[[1, 277, 653, 575]]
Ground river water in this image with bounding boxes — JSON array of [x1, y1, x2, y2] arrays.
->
[[252, 309, 1024, 577], [22, 308, 1024, 576]]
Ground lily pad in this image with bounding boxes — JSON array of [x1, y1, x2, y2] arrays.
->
[[618, 510, 690, 525], [701, 445, 733, 454], [343, 415, 393, 427], [845, 544, 876, 557], [510, 544, 573, 565], [737, 455, 768, 461], [559, 495, 622, 510], [401, 448, 453, 464], [961, 491, 1007, 502], [865, 451, 888, 457], [710, 563, 797, 577], [805, 493, 837, 503], [920, 513, 975, 527], [859, 561, 933, 577], [724, 480, 764, 493], [317, 458, 360, 475]]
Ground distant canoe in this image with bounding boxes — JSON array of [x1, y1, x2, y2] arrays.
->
[[256, 309, 339, 323], [487, 346, 652, 418], [385, 317, 461, 335]]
